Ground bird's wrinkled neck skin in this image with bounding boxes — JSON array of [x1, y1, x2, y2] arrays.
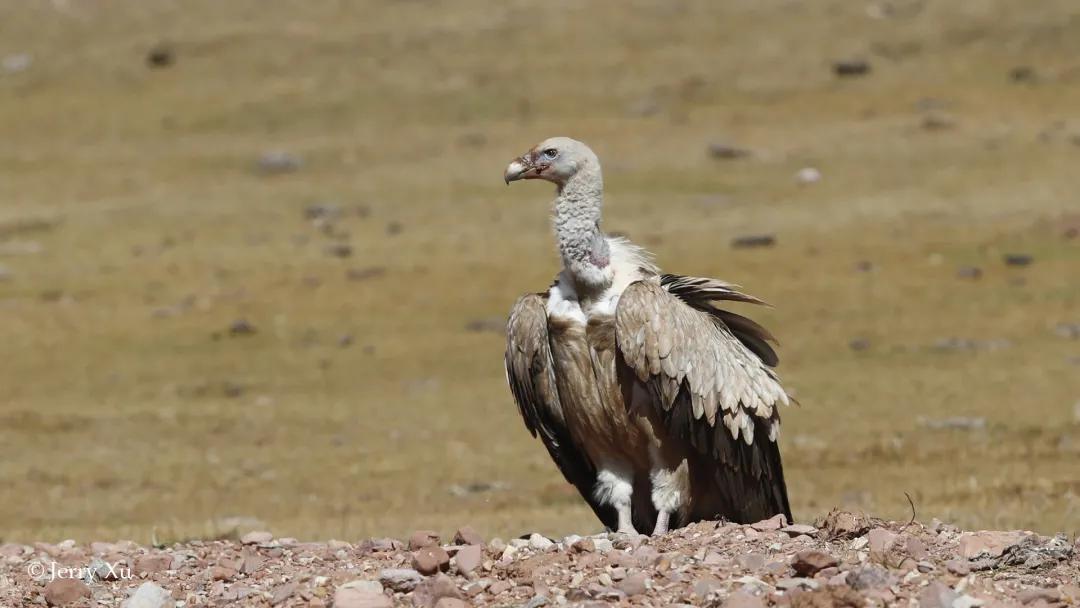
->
[[553, 162, 612, 296]]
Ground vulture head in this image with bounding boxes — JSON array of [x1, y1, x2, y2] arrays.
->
[[504, 137, 600, 187]]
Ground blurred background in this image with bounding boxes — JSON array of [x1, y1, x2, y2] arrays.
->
[[0, 0, 1077, 545]]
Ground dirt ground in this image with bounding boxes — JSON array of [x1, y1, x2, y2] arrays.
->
[[0, 0, 1078, 546]]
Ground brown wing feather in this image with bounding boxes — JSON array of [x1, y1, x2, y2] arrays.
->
[[615, 278, 793, 524], [505, 293, 616, 530]]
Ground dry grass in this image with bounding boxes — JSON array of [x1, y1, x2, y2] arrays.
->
[[0, 0, 1078, 544]]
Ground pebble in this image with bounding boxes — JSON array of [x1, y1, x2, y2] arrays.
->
[[958, 531, 1027, 559], [707, 142, 753, 160], [736, 552, 766, 571], [731, 234, 777, 249], [1003, 253, 1034, 267], [796, 167, 822, 184], [781, 524, 818, 537], [121, 582, 171, 608], [409, 530, 441, 550], [918, 581, 959, 608], [134, 554, 172, 574], [791, 550, 838, 576], [868, 527, 898, 559], [1017, 588, 1061, 605], [834, 59, 871, 77], [453, 525, 484, 546], [412, 546, 450, 575], [847, 565, 892, 590], [529, 533, 555, 551], [454, 544, 482, 575], [616, 573, 648, 596], [256, 151, 303, 175], [434, 599, 469, 608], [725, 590, 766, 608], [750, 514, 787, 531], [335, 580, 391, 608], [379, 568, 423, 593], [44, 578, 91, 606]]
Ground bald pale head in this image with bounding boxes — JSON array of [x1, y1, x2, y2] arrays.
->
[[504, 137, 600, 187]]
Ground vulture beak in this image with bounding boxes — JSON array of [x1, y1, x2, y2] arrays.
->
[[504, 154, 534, 184]]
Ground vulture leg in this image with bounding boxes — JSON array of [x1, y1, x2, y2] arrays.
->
[[594, 466, 638, 535], [648, 461, 688, 535]]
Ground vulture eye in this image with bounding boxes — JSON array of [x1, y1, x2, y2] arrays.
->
[[542, 148, 558, 159]]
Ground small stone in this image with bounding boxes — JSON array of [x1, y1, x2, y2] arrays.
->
[[776, 578, 818, 591], [905, 536, 929, 560], [270, 583, 298, 606], [725, 590, 766, 608], [958, 531, 1028, 559], [781, 524, 818, 537], [571, 538, 595, 553], [592, 538, 614, 553], [833, 59, 871, 77], [846, 565, 891, 590], [616, 573, 648, 596], [956, 266, 983, 280], [412, 546, 451, 575], [134, 554, 172, 574], [434, 600, 468, 608], [409, 530, 441, 550], [945, 559, 971, 576], [256, 151, 302, 175], [487, 580, 511, 595], [736, 553, 766, 571], [918, 582, 958, 608], [707, 142, 752, 160], [487, 538, 506, 553], [1003, 253, 1034, 267], [228, 319, 258, 337], [44, 578, 91, 606], [335, 580, 391, 608], [791, 551, 838, 577], [379, 568, 423, 593], [121, 582, 171, 608], [454, 545, 482, 575], [750, 514, 787, 531], [453, 526, 484, 546], [211, 565, 237, 581], [324, 243, 353, 258], [413, 575, 464, 608], [868, 528, 898, 560], [822, 510, 869, 539], [146, 45, 174, 68], [528, 533, 555, 551], [795, 167, 822, 184], [732, 234, 776, 249], [1017, 588, 1061, 605]]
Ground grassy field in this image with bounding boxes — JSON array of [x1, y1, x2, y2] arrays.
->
[[0, 0, 1078, 545]]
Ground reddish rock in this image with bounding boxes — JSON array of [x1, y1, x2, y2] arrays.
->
[[434, 599, 469, 608], [335, 580, 391, 608], [791, 550, 838, 577], [1017, 588, 1061, 605], [409, 530, 441, 550], [750, 514, 787, 531], [240, 530, 273, 545], [781, 524, 819, 537], [211, 565, 237, 581], [43, 579, 91, 606], [725, 590, 766, 608], [919, 582, 959, 608], [905, 536, 929, 561], [958, 531, 1028, 559], [846, 565, 892, 590], [487, 580, 511, 596], [616, 573, 648, 596], [821, 510, 869, 539], [134, 553, 173, 574], [380, 568, 424, 592], [454, 545, 482, 575], [453, 526, 484, 547], [868, 527, 898, 560], [945, 559, 971, 576], [270, 582, 298, 606], [413, 546, 451, 575], [736, 552, 766, 571], [412, 574, 464, 608], [571, 538, 595, 553]]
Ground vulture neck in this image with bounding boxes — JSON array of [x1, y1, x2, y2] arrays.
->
[[553, 164, 612, 296]]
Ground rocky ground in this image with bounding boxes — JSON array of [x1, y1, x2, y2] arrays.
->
[[1, 512, 1076, 608]]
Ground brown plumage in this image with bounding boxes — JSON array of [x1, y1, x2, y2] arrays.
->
[[503, 137, 793, 534]]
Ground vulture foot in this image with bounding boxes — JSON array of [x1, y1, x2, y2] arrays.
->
[[652, 510, 671, 535]]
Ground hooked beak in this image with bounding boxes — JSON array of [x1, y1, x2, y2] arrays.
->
[[504, 155, 534, 184]]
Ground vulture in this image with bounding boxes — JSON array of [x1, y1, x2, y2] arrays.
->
[[503, 137, 793, 535]]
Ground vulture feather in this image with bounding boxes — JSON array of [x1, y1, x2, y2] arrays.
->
[[503, 137, 793, 535]]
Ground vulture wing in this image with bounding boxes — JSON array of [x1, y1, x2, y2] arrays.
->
[[614, 275, 793, 524], [505, 293, 617, 530]]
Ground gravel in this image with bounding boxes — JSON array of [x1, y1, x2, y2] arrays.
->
[[2, 514, 1076, 607]]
